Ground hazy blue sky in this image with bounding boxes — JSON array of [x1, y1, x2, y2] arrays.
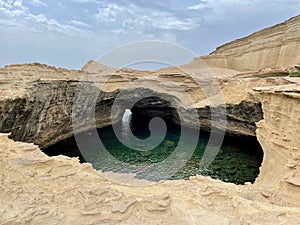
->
[[0, 0, 299, 69]]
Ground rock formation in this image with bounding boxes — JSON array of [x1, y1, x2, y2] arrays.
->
[[255, 84, 300, 204], [0, 15, 300, 224], [199, 15, 300, 71], [0, 62, 290, 148]]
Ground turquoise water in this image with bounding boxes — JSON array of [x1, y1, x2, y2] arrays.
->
[[44, 111, 263, 184]]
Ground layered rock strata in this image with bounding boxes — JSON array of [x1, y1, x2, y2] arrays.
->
[[0, 63, 290, 148], [199, 15, 300, 71], [0, 14, 300, 224], [255, 82, 300, 204]]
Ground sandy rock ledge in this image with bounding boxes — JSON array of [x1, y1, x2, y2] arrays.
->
[[1, 15, 300, 224]]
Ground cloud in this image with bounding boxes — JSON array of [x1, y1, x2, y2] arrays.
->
[[57, 1, 67, 10], [0, 0, 27, 18], [69, 19, 91, 28], [71, 0, 100, 3], [0, 0, 89, 37], [96, 3, 120, 23], [31, 0, 47, 7], [188, 0, 300, 21], [1, 0, 299, 70], [144, 12, 198, 30], [188, 3, 208, 10], [186, 0, 271, 23], [25, 13, 91, 37], [13, 0, 25, 9], [95, 2, 200, 32]]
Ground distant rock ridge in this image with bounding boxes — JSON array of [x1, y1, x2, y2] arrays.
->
[[198, 15, 300, 71], [81, 60, 113, 73]]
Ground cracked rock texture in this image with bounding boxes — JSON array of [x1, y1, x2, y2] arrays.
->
[[1, 132, 300, 224], [0, 15, 300, 224]]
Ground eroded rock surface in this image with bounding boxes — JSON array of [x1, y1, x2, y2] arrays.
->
[[0, 15, 300, 224], [1, 133, 300, 224], [0, 62, 290, 148], [199, 15, 300, 71], [255, 83, 300, 203]]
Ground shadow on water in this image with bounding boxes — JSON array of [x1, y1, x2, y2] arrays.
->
[[43, 110, 263, 185]]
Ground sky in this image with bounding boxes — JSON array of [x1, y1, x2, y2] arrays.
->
[[0, 0, 299, 69]]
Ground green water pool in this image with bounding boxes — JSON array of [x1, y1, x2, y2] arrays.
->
[[44, 112, 263, 185]]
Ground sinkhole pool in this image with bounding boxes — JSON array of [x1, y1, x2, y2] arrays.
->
[[44, 110, 263, 185]]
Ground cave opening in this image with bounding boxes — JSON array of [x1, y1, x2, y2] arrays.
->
[[43, 97, 263, 185]]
